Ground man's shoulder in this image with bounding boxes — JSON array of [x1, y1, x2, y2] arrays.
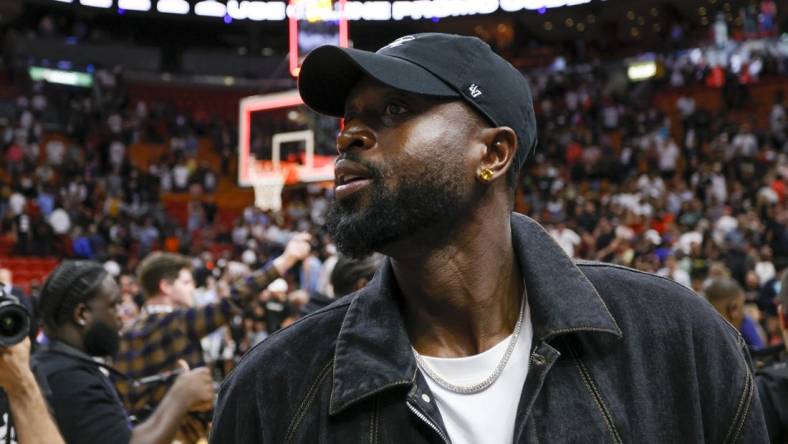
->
[[120, 309, 184, 339], [574, 259, 733, 338], [215, 294, 353, 440], [227, 294, 353, 386], [575, 259, 698, 300], [32, 348, 83, 374], [31, 349, 103, 394], [757, 361, 788, 381]]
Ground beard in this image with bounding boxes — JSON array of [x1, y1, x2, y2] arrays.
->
[[326, 154, 467, 258], [83, 320, 120, 357]]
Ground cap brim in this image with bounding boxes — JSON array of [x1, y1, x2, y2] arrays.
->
[[298, 46, 459, 117]]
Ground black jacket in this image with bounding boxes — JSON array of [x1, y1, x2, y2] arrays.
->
[[211, 213, 767, 443], [756, 360, 788, 442]]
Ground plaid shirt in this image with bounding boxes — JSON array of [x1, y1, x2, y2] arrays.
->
[[113, 263, 280, 418]]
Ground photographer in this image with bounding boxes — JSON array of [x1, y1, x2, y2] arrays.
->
[[31, 260, 215, 444], [0, 338, 65, 444], [0, 279, 63, 444]]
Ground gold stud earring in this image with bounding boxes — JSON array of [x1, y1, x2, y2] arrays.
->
[[479, 168, 494, 182]]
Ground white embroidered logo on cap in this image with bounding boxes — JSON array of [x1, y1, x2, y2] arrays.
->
[[469, 84, 482, 98], [383, 35, 416, 49]]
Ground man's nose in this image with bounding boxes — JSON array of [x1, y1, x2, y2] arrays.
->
[[336, 124, 375, 155]]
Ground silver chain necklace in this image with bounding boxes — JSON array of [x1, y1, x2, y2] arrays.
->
[[413, 295, 526, 395]]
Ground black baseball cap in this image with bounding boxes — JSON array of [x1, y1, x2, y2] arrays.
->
[[297, 33, 537, 170]]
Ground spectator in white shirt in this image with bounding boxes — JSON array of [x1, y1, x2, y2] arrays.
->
[[45, 139, 65, 166], [549, 223, 582, 258], [731, 123, 758, 158], [658, 254, 693, 289]]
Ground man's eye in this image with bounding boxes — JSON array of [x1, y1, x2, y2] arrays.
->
[[384, 103, 407, 116]]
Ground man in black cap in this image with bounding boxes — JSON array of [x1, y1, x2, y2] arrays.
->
[[212, 33, 767, 443]]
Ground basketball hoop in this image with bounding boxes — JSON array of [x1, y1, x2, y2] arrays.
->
[[251, 171, 286, 212], [238, 91, 336, 205]]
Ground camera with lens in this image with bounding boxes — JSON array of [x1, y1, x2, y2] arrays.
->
[[0, 286, 31, 348]]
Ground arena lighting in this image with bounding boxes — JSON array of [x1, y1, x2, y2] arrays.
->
[[627, 61, 657, 81], [28, 67, 93, 87], [79, 0, 112, 7], [157, 0, 189, 14], [118, 0, 152, 11], [391, 0, 497, 20], [225, 1, 288, 20], [57, 0, 597, 20], [343, 1, 391, 20], [195, 0, 227, 16], [500, 0, 590, 11]]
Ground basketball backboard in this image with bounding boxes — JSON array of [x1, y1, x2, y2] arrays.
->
[[237, 90, 338, 209]]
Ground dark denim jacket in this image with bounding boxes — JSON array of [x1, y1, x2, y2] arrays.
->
[[211, 214, 767, 443]]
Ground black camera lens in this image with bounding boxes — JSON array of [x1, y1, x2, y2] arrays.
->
[[0, 300, 31, 348], [0, 312, 21, 334]]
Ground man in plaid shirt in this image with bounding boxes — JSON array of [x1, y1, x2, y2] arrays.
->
[[113, 234, 312, 433]]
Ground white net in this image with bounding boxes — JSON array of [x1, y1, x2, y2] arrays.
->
[[251, 173, 286, 211]]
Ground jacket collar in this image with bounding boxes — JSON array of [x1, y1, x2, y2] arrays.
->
[[41, 340, 131, 380], [329, 213, 622, 415], [44, 340, 96, 362]]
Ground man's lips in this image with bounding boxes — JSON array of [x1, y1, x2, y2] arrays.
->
[[334, 160, 373, 200]]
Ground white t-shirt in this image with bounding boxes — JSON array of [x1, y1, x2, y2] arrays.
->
[[46, 139, 64, 165], [173, 165, 190, 189], [658, 140, 680, 172], [549, 228, 581, 258], [417, 302, 533, 444], [9, 193, 25, 215], [731, 133, 757, 157]]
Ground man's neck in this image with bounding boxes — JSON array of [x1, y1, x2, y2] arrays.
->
[[389, 212, 523, 359], [145, 295, 174, 309], [49, 328, 87, 356]]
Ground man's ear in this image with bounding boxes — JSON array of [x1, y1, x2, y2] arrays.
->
[[73, 302, 89, 328], [478, 127, 517, 183], [158, 279, 171, 297], [725, 302, 736, 323], [353, 277, 370, 292]]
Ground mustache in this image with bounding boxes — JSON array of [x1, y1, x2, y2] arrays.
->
[[335, 153, 385, 182]]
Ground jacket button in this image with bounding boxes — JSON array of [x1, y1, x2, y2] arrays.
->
[[421, 393, 431, 403], [533, 354, 546, 366]]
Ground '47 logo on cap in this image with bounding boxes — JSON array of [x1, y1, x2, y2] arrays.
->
[[468, 84, 482, 98]]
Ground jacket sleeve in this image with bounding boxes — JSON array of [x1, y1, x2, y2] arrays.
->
[[230, 262, 281, 304], [755, 366, 788, 443], [168, 263, 282, 341], [710, 318, 769, 444], [181, 297, 238, 340], [733, 350, 769, 444], [210, 358, 268, 444]]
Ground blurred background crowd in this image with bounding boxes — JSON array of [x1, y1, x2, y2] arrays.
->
[[0, 0, 785, 441]]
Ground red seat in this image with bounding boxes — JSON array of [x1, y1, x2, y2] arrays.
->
[[0, 256, 59, 291]]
